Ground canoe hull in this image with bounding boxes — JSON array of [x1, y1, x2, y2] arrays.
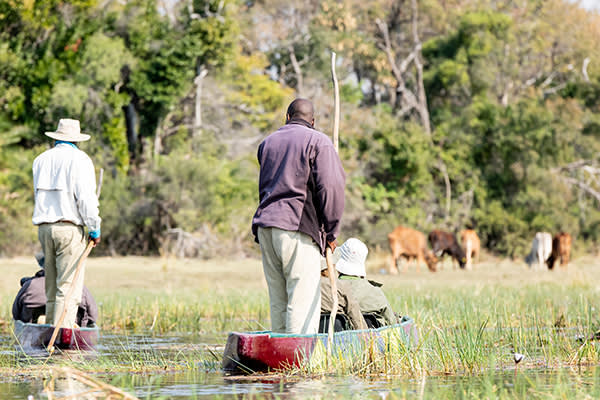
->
[[13, 320, 99, 351], [223, 316, 417, 374]]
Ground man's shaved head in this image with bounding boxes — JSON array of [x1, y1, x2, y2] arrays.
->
[[286, 98, 314, 123]]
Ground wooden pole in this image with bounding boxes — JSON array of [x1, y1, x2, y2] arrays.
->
[[331, 52, 340, 153], [327, 50, 341, 361], [325, 247, 338, 360], [47, 240, 95, 354], [48, 168, 103, 355]]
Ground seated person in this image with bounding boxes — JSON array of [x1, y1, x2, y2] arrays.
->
[[334, 238, 398, 328], [319, 259, 368, 332], [12, 252, 99, 327]]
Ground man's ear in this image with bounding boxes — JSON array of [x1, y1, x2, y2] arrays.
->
[[311, 118, 315, 127], [286, 114, 291, 122]]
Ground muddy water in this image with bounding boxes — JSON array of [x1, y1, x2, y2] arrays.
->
[[2, 333, 600, 399]]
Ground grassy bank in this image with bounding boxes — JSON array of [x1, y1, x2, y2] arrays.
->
[[1, 253, 600, 377]]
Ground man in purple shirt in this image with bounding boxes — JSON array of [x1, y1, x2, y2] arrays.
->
[[252, 98, 346, 334]]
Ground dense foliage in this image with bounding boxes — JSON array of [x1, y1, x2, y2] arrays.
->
[[0, 0, 599, 258]]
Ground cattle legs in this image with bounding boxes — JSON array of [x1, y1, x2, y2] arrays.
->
[[389, 255, 400, 275]]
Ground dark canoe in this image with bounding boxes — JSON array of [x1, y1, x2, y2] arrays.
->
[[223, 316, 418, 374], [13, 320, 99, 352]]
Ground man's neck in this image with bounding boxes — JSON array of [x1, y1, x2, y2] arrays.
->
[[55, 140, 77, 148], [286, 118, 314, 129]]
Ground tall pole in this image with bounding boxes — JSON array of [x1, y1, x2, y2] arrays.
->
[[47, 169, 103, 355], [331, 52, 340, 152], [326, 51, 341, 362]]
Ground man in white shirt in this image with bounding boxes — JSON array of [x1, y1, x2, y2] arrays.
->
[[32, 118, 101, 328]]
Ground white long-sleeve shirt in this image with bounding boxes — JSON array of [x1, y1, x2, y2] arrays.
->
[[32, 142, 101, 236]]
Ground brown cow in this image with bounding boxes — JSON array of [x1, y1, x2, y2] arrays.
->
[[547, 232, 572, 269], [388, 226, 438, 274], [460, 229, 481, 270], [428, 230, 467, 269]]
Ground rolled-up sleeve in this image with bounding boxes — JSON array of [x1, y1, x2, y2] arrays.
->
[[74, 155, 101, 235]]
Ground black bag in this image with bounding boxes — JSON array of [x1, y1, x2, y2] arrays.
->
[[318, 313, 352, 333]]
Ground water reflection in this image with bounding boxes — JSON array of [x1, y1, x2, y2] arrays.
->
[[102, 367, 600, 399], [2, 366, 600, 399], [43, 373, 92, 399], [111, 372, 400, 399], [2, 331, 600, 399]]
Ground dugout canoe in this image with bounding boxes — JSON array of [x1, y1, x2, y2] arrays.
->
[[222, 316, 417, 374], [13, 320, 99, 352]]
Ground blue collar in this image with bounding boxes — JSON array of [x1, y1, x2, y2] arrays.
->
[[55, 140, 78, 149]]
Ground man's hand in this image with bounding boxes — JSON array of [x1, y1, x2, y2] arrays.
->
[[89, 236, 101, 247], [327, 240, 337, 252]]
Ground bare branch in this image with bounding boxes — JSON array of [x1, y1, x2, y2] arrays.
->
[[540, 71, 557, 88], [375, 6, 431, 135], [556, 175, 600, 203], [397, 104, 415, 117], [553, 159, 593, 172], [410, 0, 430, 135], [375, 18, 406, 87], [543, 82, 567, 97], [583, 57, 590, 83], [398, 50, 417, 74], [552, 159, 600, 203], [288, 44, 304, 96]]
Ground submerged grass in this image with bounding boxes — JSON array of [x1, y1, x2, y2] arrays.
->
[[0, 332, 221, 375]]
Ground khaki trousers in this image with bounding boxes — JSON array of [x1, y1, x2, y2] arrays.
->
[[258, 227, 321, 334], [38, 222, 87, 328]]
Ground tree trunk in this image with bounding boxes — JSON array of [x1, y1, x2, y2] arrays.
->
[[410, 0, 431, 135], [194, 64, 208, 137], [375, 0, 431, 135], [288, 44, 304, 96], [438, 160, 452, 221], [123, 102, 138, 159]]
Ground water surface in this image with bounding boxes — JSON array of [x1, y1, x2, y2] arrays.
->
[[2, 332, 600, 399]]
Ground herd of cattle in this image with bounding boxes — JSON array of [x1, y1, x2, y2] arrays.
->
[[387, 226, 572, 274]]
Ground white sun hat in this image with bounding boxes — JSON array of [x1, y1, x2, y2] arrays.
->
[[334, 238, 368, 277], [45, 118, 90, 142]]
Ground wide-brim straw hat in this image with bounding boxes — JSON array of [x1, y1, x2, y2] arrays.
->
[[334, 238, 368, 277], [45, 118, 90, 142]]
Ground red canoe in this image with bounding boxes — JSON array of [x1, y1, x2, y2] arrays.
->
[[13, 320, 99, 352], [222, 316, 417, 374]]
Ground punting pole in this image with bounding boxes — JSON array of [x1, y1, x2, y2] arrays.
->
[[327, 51, 341, 362], [47, 167, 103, 355]]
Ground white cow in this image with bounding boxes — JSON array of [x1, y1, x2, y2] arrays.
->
[[525, 232, 552, 271]]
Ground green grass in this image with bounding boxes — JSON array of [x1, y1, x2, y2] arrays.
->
[[1, 253, 600, 381]]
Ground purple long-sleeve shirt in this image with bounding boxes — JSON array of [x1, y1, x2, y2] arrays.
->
[[12, 269, 98, 327], [252, 120, 346, 255]]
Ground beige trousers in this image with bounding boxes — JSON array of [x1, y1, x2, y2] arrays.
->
[[38, 222, 87, 328], [258, 227, 321, 334]]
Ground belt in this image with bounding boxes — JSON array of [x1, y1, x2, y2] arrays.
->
[[39, 220, 80, 226]]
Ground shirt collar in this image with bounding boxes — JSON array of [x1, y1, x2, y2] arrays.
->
[[339, 274, 362, 280], [286, 118, 314, 130], [55, 140, 78, 149]]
